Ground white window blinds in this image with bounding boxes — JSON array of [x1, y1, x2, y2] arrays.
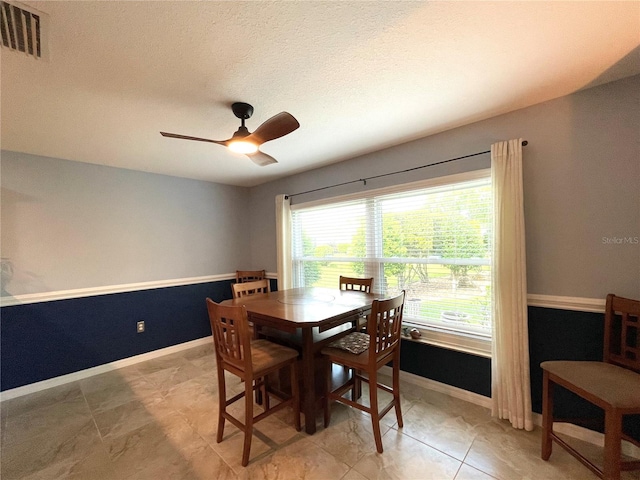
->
[[291, 172, 492, 336]]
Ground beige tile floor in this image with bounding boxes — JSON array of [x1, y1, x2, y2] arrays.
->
[[1, 343, 638, 480]]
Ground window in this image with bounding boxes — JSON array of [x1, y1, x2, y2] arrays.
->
[[290, 170, 492, 356]]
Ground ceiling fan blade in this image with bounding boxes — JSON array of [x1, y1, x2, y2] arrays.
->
[[246, 150, 278, 167], [245, 112, 300, 146], [160, 131, 229, 146]]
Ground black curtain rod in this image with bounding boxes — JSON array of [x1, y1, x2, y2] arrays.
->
[[286, 140, 528, 199]]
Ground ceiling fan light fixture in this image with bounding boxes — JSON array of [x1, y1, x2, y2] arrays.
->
[[228, 140, 258, 154], [160, 102, 299, 166]]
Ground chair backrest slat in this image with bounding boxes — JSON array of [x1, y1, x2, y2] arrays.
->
[[604, 293, 640, 373], [236, 270, 266, 283], [339, 275, 373, 293], [232, 279, 270, 299], [368, 291, 405, 357], [206, 299, 252, 373]]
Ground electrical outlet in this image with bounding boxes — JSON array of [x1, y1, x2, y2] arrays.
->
[[137, 321, 145, 333]]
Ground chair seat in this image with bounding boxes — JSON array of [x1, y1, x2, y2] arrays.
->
[[321, 345, 370, 368], [541, 361, 640, 409], [251, 339, 298, 373]]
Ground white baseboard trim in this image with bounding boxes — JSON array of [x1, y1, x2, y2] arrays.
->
[[380, 365, 492, 409], [382, 366, 640, 459], [0, 337, 212, 402], [530, 413, 640, 459]]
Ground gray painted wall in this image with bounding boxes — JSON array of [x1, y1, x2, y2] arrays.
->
[[2, 76, 638, 300], [248, 75, 640, 300], [1, 152, 250, 296]]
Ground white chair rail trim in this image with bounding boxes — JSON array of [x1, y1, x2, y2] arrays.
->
[[0, 272, 277, 306], [2, 287, 605, 312], [527, 294, 605, 313]]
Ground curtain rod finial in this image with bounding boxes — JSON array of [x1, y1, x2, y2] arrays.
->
[[522, 140, 528, 146]]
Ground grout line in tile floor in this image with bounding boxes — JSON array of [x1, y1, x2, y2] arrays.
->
[[1, 343, 635, 480]]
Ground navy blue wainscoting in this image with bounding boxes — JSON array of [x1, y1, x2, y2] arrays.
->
[[1, 280, 234, 391], [392, 306, 607, 403], [528, 306, 640, 441], [400, 340, 491, 397], [528, 306, 605, 417], [397, 305, 638, 441]]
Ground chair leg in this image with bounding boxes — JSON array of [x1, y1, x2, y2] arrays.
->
[[541, 371, 553, 461], [290, 360, 301, 431], [262, 376, 270, 411], [392, 358, 403, 428], [369, 369, 383, 453], [241, 377, 254, 467], [254, 381, 262, 405], [324, 357, 332, 428], [603, 409, 622, 480], [352, 368, 362, 402], [216, 365, 226, 443]]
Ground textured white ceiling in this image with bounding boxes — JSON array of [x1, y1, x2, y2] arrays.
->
[[2, 1, 639, 187]]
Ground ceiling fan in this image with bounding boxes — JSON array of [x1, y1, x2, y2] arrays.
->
[[160, 102, 299, 166]]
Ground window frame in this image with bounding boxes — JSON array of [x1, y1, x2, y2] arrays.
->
[[289, 169, 492, 357]]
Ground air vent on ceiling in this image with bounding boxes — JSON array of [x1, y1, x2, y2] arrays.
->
[[1, 1, 43, 58]]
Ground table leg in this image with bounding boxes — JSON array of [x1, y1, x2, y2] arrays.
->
[[301, 327, 316, 434]]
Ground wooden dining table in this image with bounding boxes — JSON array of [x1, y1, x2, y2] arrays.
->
[[221, 286, 378, 434]]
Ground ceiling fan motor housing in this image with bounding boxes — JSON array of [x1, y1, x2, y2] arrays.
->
[[232, 102, 254, 120]]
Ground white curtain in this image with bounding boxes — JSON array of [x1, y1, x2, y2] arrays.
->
[[275, 194, 292, 291], [491, 139, 533, 431]]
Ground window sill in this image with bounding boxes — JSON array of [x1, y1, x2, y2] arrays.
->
[[402, 323, 491, 358]]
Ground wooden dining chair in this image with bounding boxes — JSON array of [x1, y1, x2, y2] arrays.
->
[[339, 276, 374, 332], [236, 269, 266, 283], [541, 293, 640, 480], [231, 279, 272, 397], [206, 299, 300, 466], [322, 291, 406, 453], [339, 275, 373, 293], [232, 279, 270, 299]]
